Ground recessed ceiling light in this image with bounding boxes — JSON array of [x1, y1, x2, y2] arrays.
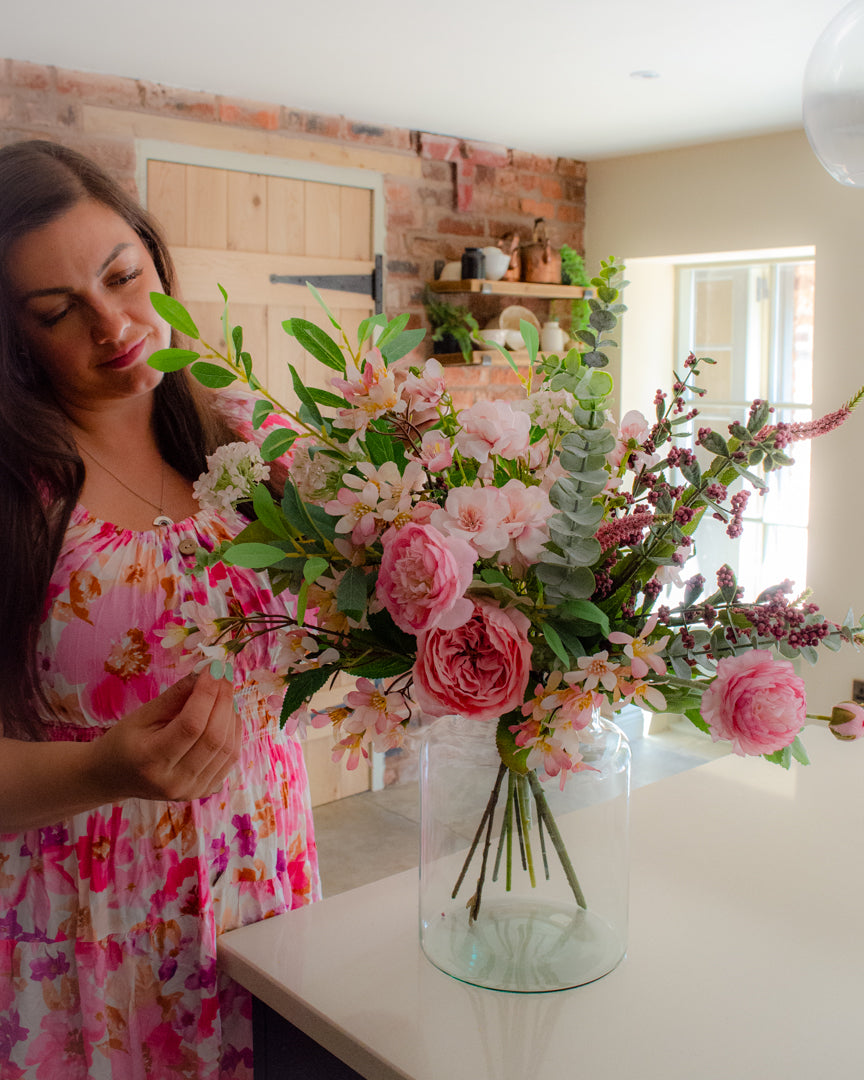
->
[[630, 70, 660, 80]]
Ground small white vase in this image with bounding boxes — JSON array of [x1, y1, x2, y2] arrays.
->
[[541, 320, 568, 354]]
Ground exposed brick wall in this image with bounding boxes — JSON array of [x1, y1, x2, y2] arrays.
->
[[0, 57, 587, 406]]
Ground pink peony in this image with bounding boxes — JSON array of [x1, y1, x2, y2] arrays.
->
[[377, 523, 476, 634], [455, 399, 531, 463], [412, 600, 533, 722], [828, 701, 864, 740], [700, 650, 807, 756]]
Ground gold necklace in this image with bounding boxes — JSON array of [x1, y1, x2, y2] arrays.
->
[[78, 444, 174, 527]]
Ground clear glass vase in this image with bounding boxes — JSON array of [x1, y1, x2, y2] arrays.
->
[[419, 712, 630, 993]]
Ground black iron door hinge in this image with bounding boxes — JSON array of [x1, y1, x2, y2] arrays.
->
[[270, 254, 383, 314]]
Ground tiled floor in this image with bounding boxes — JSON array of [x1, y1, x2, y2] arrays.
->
[[313, 710, 728, 898]]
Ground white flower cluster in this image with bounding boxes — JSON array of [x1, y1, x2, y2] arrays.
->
[[516, 388, 579, 431], [192, 442, 271, 512]]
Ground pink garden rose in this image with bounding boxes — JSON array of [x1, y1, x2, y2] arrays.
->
[[412, 599, 533, 722], [377, 523, 476, 634], [700, 650, 807, 756]]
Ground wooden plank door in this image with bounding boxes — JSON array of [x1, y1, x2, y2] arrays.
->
[[146, 159, 377, 806]]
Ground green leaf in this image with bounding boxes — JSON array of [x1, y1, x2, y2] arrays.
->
[[790, 736, 810, 766], [288, 364, 324, 427], [223, 542, 288, 569], [303, 556, 329, 584], [252, 484, 291, 538], [557, 600, 610, 636], [305, 281, 341, 329], [280, 664, 341, 727], [358, 312, 388, 345], [190, 362, 238, 389], [259, 427, 298, 461], [541, 622, 570, 665], [286, 318, 346, 373], [700, 430, 729, 456], [147, 348, 199, 372], [480, 337, 520, 373], [684, 706, 711, 735], [252, 399, 275, 430], [336, 565, 370, 621], [150, 292, 200, 339], [374, 311, 410, 351], [347, 656, 414, 678], [495, 713, 530, 775], [520, 319, 540, 362], [763, 746, 793, 769], [480, 568, 515, 588], [365, 427, 398, 466], [308, 387, 349, 409], [380, 328, 426, 364], [232, 324, 243, 358]]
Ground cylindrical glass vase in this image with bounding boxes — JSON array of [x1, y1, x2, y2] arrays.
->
[[419, 712, 630, 993]]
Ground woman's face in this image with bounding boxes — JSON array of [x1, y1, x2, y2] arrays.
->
[[7, 198, 171, 418]]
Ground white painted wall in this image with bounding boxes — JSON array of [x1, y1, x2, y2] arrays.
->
[[586, 130, 864, 713]]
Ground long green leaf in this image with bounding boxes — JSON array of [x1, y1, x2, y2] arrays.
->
[[224, 542, 288, 569], [287, 318, 346, 373], [252, 484, 291, 538], [288, 364, 324, 427], [541, 622, 570, 665], [147, 348, 199, 372], [259, 428, 298, 462], [190, 362, 237, 389], [280, 664, 341, 727], [150, 292, 200, 339], [379, 328, 427, 364], [305, 281, 341, 329], [337, 565, 370, 620]]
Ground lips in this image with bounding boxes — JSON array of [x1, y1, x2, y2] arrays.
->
[[102, 338, 147, 370]]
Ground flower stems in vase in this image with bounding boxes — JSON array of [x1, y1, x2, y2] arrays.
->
[[451, 765, 588, 922]]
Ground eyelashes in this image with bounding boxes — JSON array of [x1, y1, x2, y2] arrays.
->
[[33, 267, 145, 328]]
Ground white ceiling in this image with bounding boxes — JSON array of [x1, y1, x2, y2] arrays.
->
[[2, 0, 850, 160]]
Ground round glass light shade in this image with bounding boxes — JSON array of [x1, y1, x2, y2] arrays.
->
[[804, 0, 864, 186]]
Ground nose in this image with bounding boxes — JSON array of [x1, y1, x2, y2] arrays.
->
[[89, 297, 130, 345]]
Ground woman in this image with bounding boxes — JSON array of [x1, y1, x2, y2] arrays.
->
[[0, 140, 320, 1078]]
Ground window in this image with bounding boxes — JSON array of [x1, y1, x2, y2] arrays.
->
[[675, 257, 815, 597]]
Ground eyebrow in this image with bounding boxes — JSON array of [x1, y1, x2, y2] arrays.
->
[[20, 242, 134, 301]]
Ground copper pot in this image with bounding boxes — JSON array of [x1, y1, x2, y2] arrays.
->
[[521, 219, 561, 284]]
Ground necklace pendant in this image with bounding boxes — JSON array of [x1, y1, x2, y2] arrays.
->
[[153, 514, 174, 528]]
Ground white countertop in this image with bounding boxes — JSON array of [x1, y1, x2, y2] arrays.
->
[[218, 725, 864, 1080]]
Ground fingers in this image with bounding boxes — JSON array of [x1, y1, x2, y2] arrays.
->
[[169, 672, 242, 797]]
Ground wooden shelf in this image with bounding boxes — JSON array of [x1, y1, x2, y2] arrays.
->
[[428, 279, 589, 299], [435, 348, 534, 367]]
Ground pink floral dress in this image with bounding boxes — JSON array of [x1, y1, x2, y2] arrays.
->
[[0, 399, 320, 1079]]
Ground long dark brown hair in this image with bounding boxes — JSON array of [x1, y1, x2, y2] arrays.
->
[[0, 140, 237, 740]]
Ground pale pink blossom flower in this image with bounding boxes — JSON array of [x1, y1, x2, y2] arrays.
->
[[608, 614, 669, 678], [332, 348, 400, 436], [700, 651, 806, 756], [565, 652, 621, 693], [496, 479, 554, 567], [324, 477, 383, 546], [418, 430, 453, 473], [609, 409, 658, 473], [398, 357, 447, 415], [378, 460, 428, 524], [341, 678, 410, 755], [455, 399, 531, 463], [431, 485, 510, 559]]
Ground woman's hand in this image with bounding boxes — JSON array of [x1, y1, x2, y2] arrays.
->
[[90, 670, 243, 803]]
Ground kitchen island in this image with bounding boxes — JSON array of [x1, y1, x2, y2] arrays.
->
[[218, 724, 863, 1080]]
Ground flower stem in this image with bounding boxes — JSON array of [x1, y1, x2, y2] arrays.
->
[[450, 763, 507, 902], [527, 771, 587, 909], [516, 774, 536, 888]]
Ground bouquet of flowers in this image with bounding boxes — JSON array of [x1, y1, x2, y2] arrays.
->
[[148, 263, 864, 917]]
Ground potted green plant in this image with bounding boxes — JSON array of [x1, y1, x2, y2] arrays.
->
[[422, 289, 480, 363]]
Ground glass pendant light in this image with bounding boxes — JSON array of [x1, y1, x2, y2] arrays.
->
[[803, 1, 864, 186]]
